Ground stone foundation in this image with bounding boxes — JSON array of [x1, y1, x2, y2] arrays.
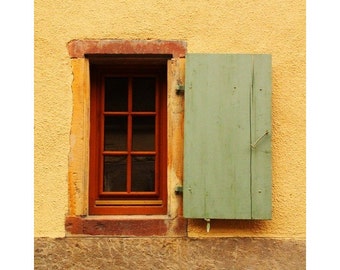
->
[[34, 237, 305, 269]]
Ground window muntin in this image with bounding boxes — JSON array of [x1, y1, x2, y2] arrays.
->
[[102, 75, 158, 194]]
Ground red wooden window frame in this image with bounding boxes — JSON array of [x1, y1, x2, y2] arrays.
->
[[89, 60, 167, 215]]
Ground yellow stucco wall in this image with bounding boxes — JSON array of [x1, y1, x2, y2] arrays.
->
[[34, 0, 305, 238]]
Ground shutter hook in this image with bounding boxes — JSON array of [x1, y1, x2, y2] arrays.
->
[[251, 130, 269, 149], [204, 218, 211, 232]]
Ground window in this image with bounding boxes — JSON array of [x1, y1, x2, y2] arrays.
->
[[66, 40, 187, 235], [89, 57, 168, 215]]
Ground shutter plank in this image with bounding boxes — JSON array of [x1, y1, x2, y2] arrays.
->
[[251, 54, 272, 219], [183, 54, 253, 219]]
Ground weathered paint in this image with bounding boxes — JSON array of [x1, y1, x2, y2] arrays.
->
[[251, 55, 272, 219], [183, 54, 252, 219], [183, 54, 271, 220], [35, 0, 305, 239]]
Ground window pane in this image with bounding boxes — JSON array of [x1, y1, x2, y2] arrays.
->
[[132, 78, 156, 112], [132, 116, 155, 151], [105, 77, 128, 112], [104, 116, 127, 151], [132, 156, 155, 191], [104, 156, 127, 192]]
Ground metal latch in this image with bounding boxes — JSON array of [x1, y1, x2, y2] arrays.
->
[[251, 130, 269, 149]]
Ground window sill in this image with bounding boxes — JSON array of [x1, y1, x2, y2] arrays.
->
[[65, 215, 187, 237]]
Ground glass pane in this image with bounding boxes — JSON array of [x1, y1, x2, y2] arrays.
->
[[132, 156, 155, 191], [132, 78, 156, 112], [132, 117, 155, 151], [103, 156, 127, 192], [104, 116, 127, 151], [105, 77, 128, 112]]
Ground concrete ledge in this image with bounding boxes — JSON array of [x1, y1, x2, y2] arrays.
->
[[34, 237, 305, 269]]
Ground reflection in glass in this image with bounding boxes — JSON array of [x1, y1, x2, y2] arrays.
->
[[132, 117, 155, 151], [103, 156, 127, 191], [104, 116, 127, 151], [105, 77, 128, 112], [132, 156, 155, 191], [132, 78, 156, 112]]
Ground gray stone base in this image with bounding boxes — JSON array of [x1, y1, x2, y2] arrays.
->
[[34, 237, 305, 269]]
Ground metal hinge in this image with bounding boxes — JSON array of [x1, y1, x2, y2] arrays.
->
[[176, 85, 185, 95], [175, 186, 183, 195]]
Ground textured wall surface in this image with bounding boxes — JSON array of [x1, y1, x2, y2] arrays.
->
[[35, 237, 305, 270], [35, 0, 305, 238]]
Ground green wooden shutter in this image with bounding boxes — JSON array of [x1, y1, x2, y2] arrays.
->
[[183, 54, 272, 220]]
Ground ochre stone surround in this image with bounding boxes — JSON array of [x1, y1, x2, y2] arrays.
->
[[34, 237, 305, 269]]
